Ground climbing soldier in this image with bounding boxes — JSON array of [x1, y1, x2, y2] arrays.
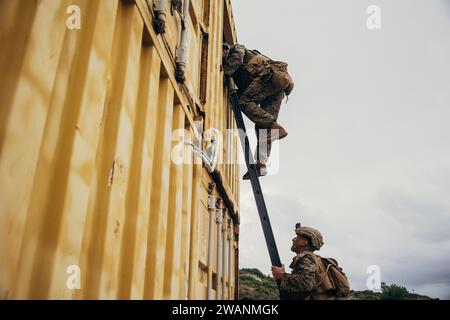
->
[[222, 43, 294, 180], [271, 224, 351, 300]]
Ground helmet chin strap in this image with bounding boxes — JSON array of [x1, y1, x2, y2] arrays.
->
[[292, 243, 313, 254]]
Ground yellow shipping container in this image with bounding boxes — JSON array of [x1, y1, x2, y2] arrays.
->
[[0, 0, 240, 300]]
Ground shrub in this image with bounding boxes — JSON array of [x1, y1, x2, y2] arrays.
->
[[380, 282, 409, 300]]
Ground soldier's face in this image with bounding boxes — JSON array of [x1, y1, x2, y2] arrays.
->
[[291, 235, 309, 253], [222, 48, 229, 60]]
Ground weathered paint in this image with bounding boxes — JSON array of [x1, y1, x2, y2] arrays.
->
[[0, 0, 239, 300]]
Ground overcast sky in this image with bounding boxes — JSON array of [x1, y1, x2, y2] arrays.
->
[[231, 0, 450, 299]]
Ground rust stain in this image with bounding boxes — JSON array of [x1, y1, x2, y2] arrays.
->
[[108, 157, 126, 188], [114, 220, 120, 235], [108, 158, 116, 187]]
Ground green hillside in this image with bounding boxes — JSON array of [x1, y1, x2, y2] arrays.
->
[[239, 268, 436, 300]]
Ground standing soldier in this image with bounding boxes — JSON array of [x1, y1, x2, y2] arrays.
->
[[222, 43, 294, 180], [271, 224, 350, 300]]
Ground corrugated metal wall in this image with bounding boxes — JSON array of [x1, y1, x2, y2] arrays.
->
[[0, 0, 240, 300]]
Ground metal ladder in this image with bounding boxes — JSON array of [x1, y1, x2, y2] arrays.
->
[[229, 92, 285, 298]]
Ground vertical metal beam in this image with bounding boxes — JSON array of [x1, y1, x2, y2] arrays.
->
[[215, 199, 223, 299], [206, 183, 216, 300]]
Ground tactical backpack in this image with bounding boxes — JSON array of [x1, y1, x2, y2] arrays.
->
[[246, 49, 295, 98], [313, 254, 350, 297]]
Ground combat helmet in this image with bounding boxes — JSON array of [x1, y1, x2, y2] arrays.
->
[[295, 223, 324, 250]]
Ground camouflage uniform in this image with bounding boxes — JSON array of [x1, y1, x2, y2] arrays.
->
[[223, 44, 294, 166], [279, 225, 349, 300], [280, 250, 340, 300], [280, 251, 318, 300]]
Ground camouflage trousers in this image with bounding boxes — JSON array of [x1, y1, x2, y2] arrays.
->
[[238, 77, 286, 166]]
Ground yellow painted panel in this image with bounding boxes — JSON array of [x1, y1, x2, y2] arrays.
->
[[144, 78, 175, 299], [48, 0, 122, 300], [190, 0, 203, 26], [163, 104, 185, 299], [97, 3, 145, 300], [179, 129, 194, 299], [113, 13, 163, 301], [0, 0, 74, 299], [198, 203, 209, 267], [128, 45, 162, 300], [76, 1, 144, 299], [185, 15, 201, 99], [187, 158, 203, 299], [0, 0, 239, 300]]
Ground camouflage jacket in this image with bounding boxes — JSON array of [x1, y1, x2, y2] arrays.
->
[[223, 44, 274, 92], [223, 44, 294, 97], [279, 251, 318, 300]]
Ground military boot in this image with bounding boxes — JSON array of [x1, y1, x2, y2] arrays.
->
[[261, 123, 288, 144], [242, 163, 267, 180]]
